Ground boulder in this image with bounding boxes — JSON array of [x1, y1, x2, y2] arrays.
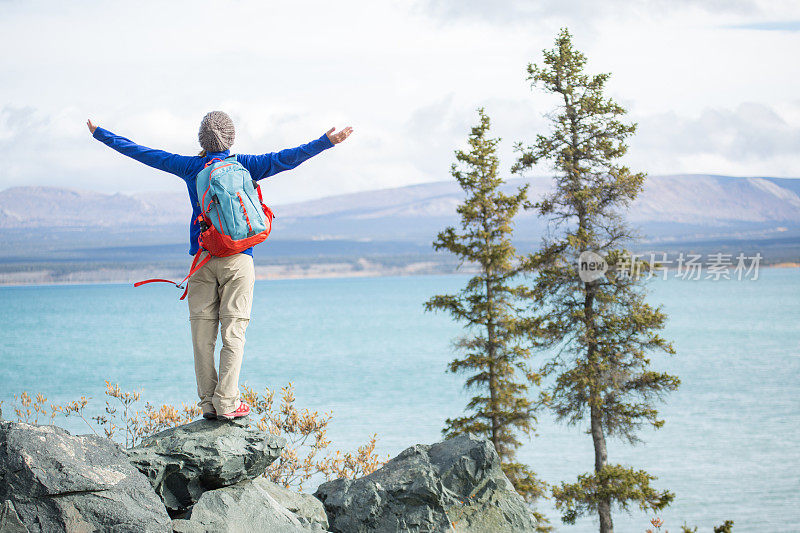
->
[[261, 480, 330, 531], [314, 433, 539, 533], [0, 421, 171, 533], [172, 477, 327, 533], [126, 417, 285, 513]]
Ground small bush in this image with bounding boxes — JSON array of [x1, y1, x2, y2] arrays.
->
[[5, 381, 389, 491]]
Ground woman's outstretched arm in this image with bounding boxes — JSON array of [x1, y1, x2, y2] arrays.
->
[[238, 126, 353, 181], [87, 119, 195, 178]]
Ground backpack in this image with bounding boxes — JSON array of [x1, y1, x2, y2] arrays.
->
[[134, 155, 275, 299], [195, 155, 274, 256]]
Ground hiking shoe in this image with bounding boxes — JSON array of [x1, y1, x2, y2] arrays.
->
[[202, 410, 217, 420], [219, 400, 250, 420]]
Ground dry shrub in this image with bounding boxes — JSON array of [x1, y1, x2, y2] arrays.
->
[[243, 382, 390, 491], [90, 381, 200, 447], [8, 392, 59, 425], [8, 381, 389, 490], [6, 383, 200, 448], [56, 397, 94, 434]]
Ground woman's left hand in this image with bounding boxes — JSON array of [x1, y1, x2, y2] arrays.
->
[[87, 119, 98, 134], [326, 126, 353, 145]]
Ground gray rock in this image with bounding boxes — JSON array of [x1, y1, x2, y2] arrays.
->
[[260, 479, 329, 531], [172, 477, 326, 533], [126, 417, 285, 513], [0, 421, 171, 533], [314, 433, 539, 533], [0, 501, 28, 533]]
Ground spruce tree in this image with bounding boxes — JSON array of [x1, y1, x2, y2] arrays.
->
[[513, 29, 680, 533], [425, 108, 547, 522]]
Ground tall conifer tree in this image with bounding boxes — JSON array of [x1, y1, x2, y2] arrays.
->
[[425, 108, 547, 523], [513, 29, 680, 533]]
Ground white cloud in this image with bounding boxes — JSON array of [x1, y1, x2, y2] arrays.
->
[[421, 0, 792, 25], [0, 0, 798, 203], [629, 102, 800, 176]]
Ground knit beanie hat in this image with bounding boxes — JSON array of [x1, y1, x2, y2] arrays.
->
[[198, 111, 235, 152]]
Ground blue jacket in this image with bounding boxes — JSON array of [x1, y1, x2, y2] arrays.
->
[[93, 126, 334, 256]]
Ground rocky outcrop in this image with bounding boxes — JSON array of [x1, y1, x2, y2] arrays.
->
[[0, 421, 172, 533], [314, 433, 539, 533], [127, 419, 327, 532], [1, 416, 540, 533], [126, 417, 286, 514], [172, 477, 328, 533]]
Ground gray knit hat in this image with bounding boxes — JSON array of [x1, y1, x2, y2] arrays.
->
[[198, 111, 235, 152]]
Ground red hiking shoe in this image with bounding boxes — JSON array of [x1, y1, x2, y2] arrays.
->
[[220, 400, 250, 420]]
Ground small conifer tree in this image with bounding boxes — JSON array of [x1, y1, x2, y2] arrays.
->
[[425, 108, 548, 528]]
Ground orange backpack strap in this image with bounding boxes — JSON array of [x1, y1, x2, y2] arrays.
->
[[253, 181, 275, 221], [133, 251, 213, 300]]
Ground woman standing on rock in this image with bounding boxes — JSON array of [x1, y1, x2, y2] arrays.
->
[[87, 112, 353, 420]]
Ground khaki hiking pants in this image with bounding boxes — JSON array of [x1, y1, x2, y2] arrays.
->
[[187, 250, 255, 416]]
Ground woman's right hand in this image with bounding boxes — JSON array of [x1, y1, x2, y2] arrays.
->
[[326, 126, 353, 145], [87, 119, 97, 134]]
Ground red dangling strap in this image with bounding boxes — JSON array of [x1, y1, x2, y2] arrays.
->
[[133, 251, 212, 300], [133, 278, 177, 286]]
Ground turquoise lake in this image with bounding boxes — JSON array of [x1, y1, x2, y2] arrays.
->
[[1, 270, 798, 532]]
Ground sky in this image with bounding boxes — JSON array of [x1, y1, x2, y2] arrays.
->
[[1, 0, 799, 204]]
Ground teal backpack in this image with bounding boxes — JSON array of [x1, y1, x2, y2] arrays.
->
[[134, 155, 274, 299], [196, 155, 273, 245]]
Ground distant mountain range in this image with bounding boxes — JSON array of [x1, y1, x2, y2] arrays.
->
[[1, 175, 799, 261]]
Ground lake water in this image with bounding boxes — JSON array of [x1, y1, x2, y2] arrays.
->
[[1, 270, 798, 532]]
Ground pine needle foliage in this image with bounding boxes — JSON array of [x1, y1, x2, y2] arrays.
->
[[513, 29, 680, 533], [424, 109, 548, 522]]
